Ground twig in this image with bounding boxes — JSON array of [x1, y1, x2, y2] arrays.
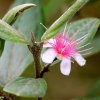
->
[[40, 64, 50, 78]]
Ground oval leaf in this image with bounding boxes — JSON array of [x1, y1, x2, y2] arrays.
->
[[3, 77, 47, 98], [68, 18, 100, 46], [2, 3, 36, 25], [0, 19, 28, 44]]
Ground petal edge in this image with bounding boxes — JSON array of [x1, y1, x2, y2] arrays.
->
[[73, 53, 86, 66], [41, 49, 57, 63], [60, 58, 71, 75]]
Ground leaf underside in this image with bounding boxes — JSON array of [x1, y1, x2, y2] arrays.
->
[[0, 0, 44, 87]]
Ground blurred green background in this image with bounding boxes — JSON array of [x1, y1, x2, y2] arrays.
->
[[0, 0, 100, 100]]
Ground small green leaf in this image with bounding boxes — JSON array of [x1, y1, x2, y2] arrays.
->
[[4, 77, 47, 98], [0, 19, 28, 44], [41, 0, 89, 41], [68, 18, 100, 46], [2, 3, 36, 25]]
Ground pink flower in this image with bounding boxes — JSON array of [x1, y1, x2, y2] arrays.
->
[[41, 33, 87, 75]]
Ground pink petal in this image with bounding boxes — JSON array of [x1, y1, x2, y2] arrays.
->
[[60, 58, 71, 75], [73, 53, 86, 66], [43, 39, 55, 47], [41, 49, 57, 63]]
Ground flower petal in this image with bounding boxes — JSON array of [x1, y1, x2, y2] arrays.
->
[[41, 49, 57, 63], [73, 53, 86, 66], [43, 39, 55, 47], [60, 58, 71, 75]]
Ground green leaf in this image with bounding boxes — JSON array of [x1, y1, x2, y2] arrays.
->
[[68, 18, 100, 46], [0, 3, 35, 56], [41, 0, 89, 41], [83, 33, 100, 56], [90, 35, 100, 54], [4, 77, 47, 98], [0, 42, 33, 87], [2, 3, 36, 25], [0, 19, 28, 44], [0, 0, 44, 87], [0, 3, 35, 55], [11, 0, 44, 41], [43, 0, 74, 23]]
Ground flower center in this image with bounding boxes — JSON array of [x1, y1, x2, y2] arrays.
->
[[48, 34, 77, 58]]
